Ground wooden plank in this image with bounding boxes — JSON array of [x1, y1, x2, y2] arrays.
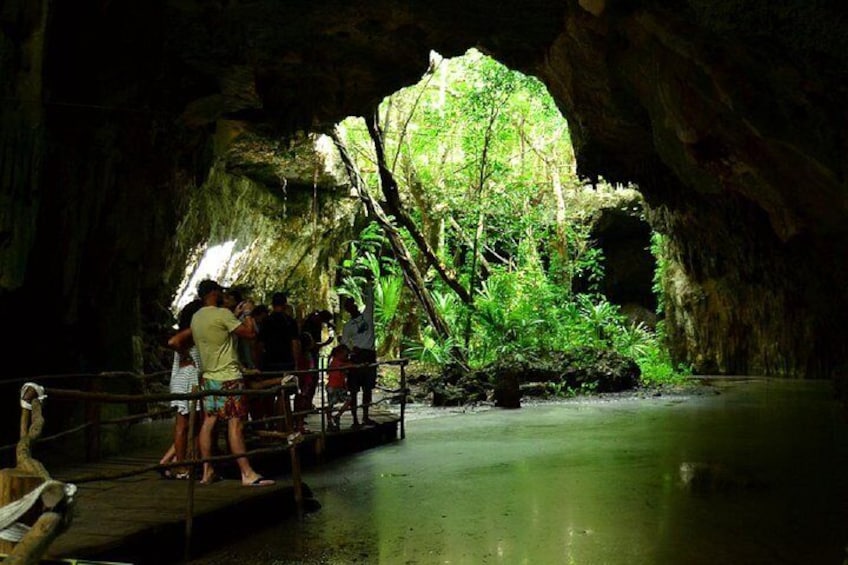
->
[[41, 412, 401, 561]]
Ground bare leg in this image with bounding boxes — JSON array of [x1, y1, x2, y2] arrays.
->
[[350, 392, 360, 426], [158, 442, 176, 478], [172, 412, 189, 474], [362, 388, 376, 425], [159, 443, 176, 466], [199, 413, 218, 483], [228, 418, 273, 486], [335, 398, 351, 419]]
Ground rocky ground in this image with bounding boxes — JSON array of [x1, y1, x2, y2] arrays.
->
[[379, 368, 719, 422]]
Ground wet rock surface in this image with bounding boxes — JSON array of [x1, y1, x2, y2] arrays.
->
[[412, 348, 643, 407]]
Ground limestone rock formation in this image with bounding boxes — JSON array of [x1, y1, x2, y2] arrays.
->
[[573, 189, 657, 326], [1, 1, 846, 399]]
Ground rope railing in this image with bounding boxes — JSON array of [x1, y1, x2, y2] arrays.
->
[[0, 370, 173, 386], [2, 358, 410, 454], [0, 359, 410, 561], [0, 385, 77, 563]]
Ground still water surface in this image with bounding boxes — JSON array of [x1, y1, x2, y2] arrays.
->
[[195, 379, 848, 564]]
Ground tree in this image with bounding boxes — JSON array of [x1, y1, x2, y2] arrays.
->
[[333, 49, 679, 383]]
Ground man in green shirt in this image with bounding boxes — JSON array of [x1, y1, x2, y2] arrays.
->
[[183, 279, 274, 487]]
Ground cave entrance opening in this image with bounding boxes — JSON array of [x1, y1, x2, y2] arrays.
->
[[324, 48, 676, 386], [164, 47, 679, 387]]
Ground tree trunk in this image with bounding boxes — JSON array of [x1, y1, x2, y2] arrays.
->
[[551, 166, 571, 290], [464, 202, 486, 349], [462, 102, 499, 349], [447, 216, 492, 278], [330, 128, 455, 347], [365, 112, 472, 305]]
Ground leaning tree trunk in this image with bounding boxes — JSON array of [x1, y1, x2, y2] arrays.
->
[[330, 127, 455, 347], [364, 112, 472, 305], [550, 166, 571, 291]]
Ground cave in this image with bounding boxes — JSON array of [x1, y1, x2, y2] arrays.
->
[[2, 0, 847, 409]]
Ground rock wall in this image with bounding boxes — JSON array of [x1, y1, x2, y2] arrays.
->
[[172, 136, 362, 317], [1, 0, 847, 390]]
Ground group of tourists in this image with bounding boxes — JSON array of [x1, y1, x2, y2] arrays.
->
[[160, 278, 377, 486]]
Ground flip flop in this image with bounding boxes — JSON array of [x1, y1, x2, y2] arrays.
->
[[245, 476, 275, 487], [158, 468, 174, 480]]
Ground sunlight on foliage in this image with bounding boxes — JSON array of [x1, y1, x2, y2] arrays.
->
[[334, 48, 685, 385]]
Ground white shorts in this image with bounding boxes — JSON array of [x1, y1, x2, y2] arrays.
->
[[169, 347, 201, 415]]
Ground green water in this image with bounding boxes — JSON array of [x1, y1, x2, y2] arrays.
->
[[193, 379, 848, 564]]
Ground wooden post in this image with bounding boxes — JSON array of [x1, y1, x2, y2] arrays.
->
[[1, 390, 48, 555], [276, 386, 294, 434], [3, 511, 63, 565], [316, 366, 326, 458], [400, 361, 407, 440], [290, 442, 303, 521], [0, 469, 45, 555], [272, 382, 304, 518], [84, 378, 101, 462], [184, 389, 198, 562], [319, 364, 326, 433]]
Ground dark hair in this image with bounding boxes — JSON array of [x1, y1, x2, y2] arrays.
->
[[197, 279, 222, 298], [252, 304, 269, 317], [300, 332, 315, 349], [225, 288, 243, 303], [177, 299, 203, 330], [272, 292, 288, 306], [331, 343, 349, 357]]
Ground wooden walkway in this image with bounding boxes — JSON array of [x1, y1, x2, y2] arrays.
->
[[42, 409, 401, 564]]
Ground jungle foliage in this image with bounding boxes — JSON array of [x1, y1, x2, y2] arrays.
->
[[334, 49, 688, 388]]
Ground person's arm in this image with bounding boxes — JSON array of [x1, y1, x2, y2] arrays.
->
[[364, 281, 374, 326], [167, 328, 193, 353], [233, 315, 257, 339], [317, 316, 335, 347], [363, 281, 375, 350], [318, 329, 334, 348], [291, 336, 304, 370], [340, 320, 353, 349], [251, 327, 264, 369]]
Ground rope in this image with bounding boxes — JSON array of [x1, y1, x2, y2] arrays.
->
[[0, 360, 407, 389], [60, 442, 308, 485], [0, 481, 76, 542], [0, 370, 172, 386], [0, 359, 410, 461], [44, 383, 294, 404]]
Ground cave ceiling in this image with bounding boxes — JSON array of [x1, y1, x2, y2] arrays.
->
[[167, 0, 847, 239]]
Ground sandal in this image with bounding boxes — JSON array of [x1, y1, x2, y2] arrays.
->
[[244, 476, 275, 487]]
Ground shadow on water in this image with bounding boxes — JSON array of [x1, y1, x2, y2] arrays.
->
[[190, 379, 848, 565]]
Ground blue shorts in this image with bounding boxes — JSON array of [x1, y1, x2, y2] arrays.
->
[[201, 378, 248, 420]]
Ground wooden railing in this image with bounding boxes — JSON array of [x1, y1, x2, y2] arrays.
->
[[0, 359, 410, 563]]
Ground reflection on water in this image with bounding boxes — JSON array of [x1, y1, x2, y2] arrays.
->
[[194, 379, 848, 564]]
